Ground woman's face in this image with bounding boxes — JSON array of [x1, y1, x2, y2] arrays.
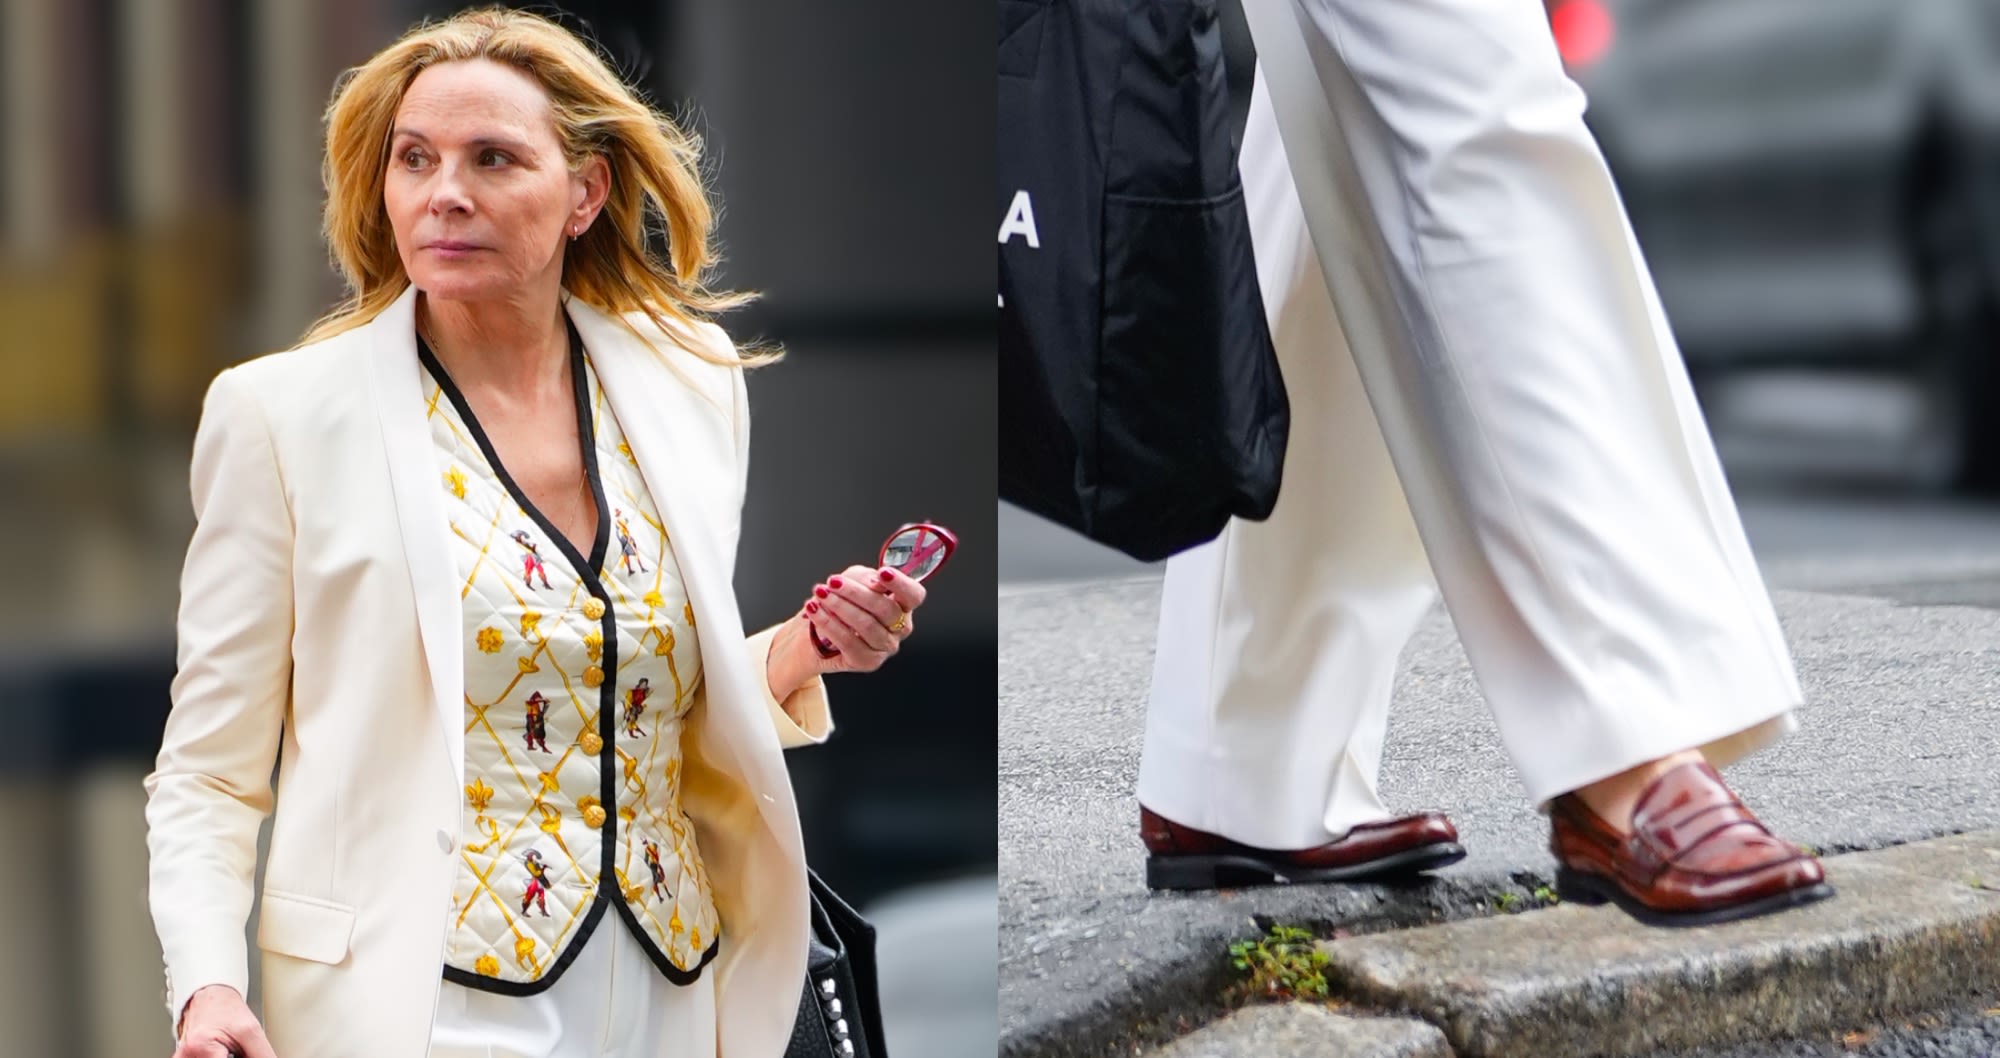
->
[[385, 59, 606, 306]]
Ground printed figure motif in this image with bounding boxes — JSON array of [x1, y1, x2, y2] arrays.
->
[[614, 508, 648, 574], [623, 677, 652, 738], [523, 691, 553, 752], [520, 849, 554, 917], [511, 529, 555, 589], [644, 839, 671, 902]]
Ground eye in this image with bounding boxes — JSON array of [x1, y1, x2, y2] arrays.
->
[[399, 147, 429, 170], [479, 148, 512, 167]]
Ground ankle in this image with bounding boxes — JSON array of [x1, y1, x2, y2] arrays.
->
[[1570, 750, 1706, 834]]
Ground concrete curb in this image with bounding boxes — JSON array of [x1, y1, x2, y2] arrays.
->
[[997, 873, 1548, 1058], [1323, 831, 2000, 1057], [1027, 832, 2000, 1058], [1149, 1005, 1451, 1058]]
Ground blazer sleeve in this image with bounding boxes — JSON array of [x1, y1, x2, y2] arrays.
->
[[725, 329, 833, 749], [143, 367, 294, 1034]]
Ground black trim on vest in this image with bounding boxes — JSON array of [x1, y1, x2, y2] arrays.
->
[[419, 310, 720, 995]]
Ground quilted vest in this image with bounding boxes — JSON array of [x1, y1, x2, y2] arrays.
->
[[418, 320, 721, 995]]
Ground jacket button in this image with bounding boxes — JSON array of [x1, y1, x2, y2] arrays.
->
[[437, 829, 454, 853], [583, 805, 608, 828], [583, 665, 605, 688], [580, 732, 604, 754], [582, 598, 606, 619]]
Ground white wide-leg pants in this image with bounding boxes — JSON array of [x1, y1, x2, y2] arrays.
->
[[426, 924, 716, 1058], [1138, 0, 1802, 851]]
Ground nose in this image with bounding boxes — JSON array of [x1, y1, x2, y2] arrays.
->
[[428, 160, 474, 217]]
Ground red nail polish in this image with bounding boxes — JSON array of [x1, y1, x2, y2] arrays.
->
[[814, 586, 829, 599], [806, 602, 818, 614], [878, 569, 894, 582], [829, 577, 844, 589]]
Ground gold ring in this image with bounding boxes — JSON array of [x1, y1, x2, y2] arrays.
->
[[889, 611, 909, 634]]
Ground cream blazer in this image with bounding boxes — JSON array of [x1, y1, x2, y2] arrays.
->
[[144, 283, 831, 1058]]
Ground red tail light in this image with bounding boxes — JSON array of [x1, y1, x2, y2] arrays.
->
[[1548, 0, 1615, 70]]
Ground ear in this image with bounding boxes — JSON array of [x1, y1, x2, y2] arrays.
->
[[570, 153, 611, 233]]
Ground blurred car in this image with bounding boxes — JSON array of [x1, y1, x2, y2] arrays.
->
[[1546, 0, 2000, 490]]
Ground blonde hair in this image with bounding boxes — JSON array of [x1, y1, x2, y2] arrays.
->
[[302, 7, 769, 365]]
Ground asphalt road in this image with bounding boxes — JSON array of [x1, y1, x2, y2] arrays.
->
[[1646, 990, 2000, 1058]]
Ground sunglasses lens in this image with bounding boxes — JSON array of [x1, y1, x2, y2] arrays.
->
[[879, 525, 950, 582]]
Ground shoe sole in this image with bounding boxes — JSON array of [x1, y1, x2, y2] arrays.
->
[[1145, 842, 1468, 891], [1553, 866, 1837, 928]]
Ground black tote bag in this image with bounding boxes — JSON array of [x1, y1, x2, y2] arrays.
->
[[998, 0, 1288, 563], [787, 870, 889, 1058]]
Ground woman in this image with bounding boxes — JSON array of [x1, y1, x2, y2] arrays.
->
[[144, 10, 927, 1058]]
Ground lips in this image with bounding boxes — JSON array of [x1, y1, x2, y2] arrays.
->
[[427, 240, 484, 252]]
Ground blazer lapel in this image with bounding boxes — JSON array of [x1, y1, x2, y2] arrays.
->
[[566, 298, 796, 838], [363, 284, 468, 791]]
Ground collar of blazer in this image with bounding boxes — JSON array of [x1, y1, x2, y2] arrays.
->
[[357, 282, 792, 834]]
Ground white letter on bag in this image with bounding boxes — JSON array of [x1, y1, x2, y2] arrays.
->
[[998, 190, 1040, 248]]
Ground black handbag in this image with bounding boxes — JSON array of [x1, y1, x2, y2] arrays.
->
[[998, 0, 1289, 562], [786, 870, 889, 1058]]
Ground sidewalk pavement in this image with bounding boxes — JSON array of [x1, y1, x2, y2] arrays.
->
[[998, 566, 2000, 1058]]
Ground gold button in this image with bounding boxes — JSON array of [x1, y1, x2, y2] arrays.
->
[[583, 805, 608, 828], [582, 598, 606, 619], [582, 665, 605, 688], [579, 732, 604, 755]]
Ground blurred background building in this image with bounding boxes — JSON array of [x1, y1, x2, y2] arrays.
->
[[0, 2, 994, 1056]]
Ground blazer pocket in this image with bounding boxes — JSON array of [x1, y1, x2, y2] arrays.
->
[[256, 889, 357, 965]]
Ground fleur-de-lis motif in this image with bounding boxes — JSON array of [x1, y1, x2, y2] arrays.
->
[[642, 590, 665, 610], [583, 629, 603, 661], [465, 778, 495, 813], [475, 627, 504, 654], [445, 466, 467, 499]]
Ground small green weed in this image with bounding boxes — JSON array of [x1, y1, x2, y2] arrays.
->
[[1496, 886, 1559, 914], [1227, 924, 1330, 1002]]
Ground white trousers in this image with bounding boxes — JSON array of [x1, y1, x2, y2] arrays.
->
[[427, 924, 716, 1058], [1138, 0, 1802, 850]]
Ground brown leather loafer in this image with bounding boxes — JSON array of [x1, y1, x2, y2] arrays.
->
[[1550, 761, 1834, 928], [1141, 805, 1465, 891]]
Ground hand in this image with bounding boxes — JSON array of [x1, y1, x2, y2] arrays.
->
[[800, 564, 928, 675], [173, 984, 275, 1058]]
